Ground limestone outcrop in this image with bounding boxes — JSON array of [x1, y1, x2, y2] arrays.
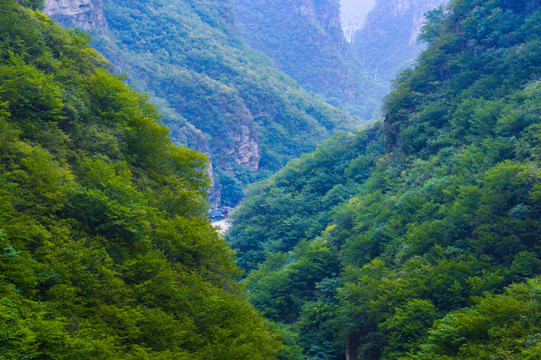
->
[[44, 0, 107, 33]]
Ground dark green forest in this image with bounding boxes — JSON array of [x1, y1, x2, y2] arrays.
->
[[229, 0, 541, 359], [0, 1, 281, 358], [76, 0, 357, 207]]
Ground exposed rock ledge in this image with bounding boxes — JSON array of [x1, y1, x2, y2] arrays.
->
[[44, 0, 107, 34]]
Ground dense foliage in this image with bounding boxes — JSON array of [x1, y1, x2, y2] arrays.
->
[[228, 126, 384, 271], [228, 0, 541, 359], [0, 1, 281, 358], [61, 0, 357, 207]]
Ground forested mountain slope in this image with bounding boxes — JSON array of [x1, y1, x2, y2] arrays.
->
[[228, 0, 541, 359], [0, 1, 281, 358], [233, 0, 386, 119], [233, 0, 450, 119], [352, 0, 449, 82], [44, 0, 357, 207]]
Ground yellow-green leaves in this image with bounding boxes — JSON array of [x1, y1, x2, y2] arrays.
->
[[0, 2, 281, 359]]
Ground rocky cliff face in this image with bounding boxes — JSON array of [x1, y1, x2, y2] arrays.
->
[[44, 0, 107, 34], [351, 0, 449, 81], [293, 0, 344, 45], [340, 0, 376, 42], [232, 125, 260, 170]]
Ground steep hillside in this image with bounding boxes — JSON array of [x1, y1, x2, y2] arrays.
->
[[44, 0, 357, 207], [340, 0, 376, 42], [0, 1, 281, 358], [229, 0, 541, 359], [352, 0, 449, 81], [233, 0, 386, 119]]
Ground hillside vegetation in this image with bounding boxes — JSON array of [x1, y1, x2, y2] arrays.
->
[[0, 1, 281, 358], [53, 0, 357, 207], [352, 0, 449, 82], [233, 0, 386, 119], [228, 0, 541, 359]]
